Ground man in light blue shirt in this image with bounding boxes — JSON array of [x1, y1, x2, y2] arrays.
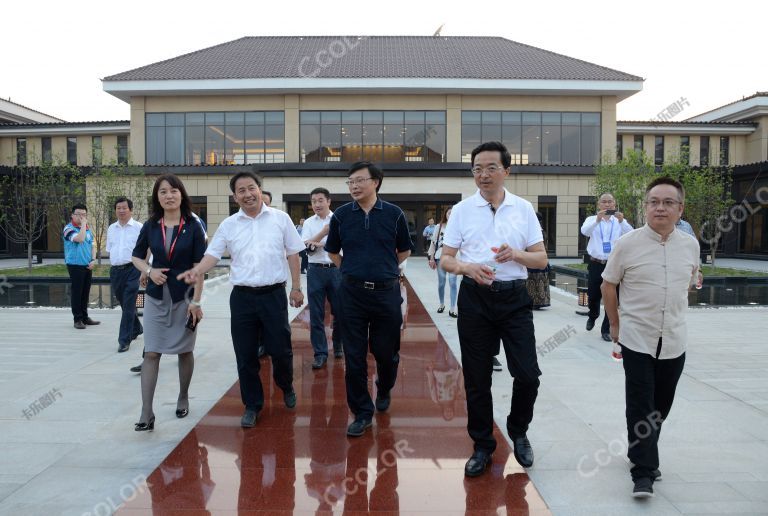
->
[[62, 203, 99, 329]]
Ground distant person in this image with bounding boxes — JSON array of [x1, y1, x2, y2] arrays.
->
[[422, 217, 436, 252], [601, 177, 700, 498], [62, 204, 99, 329], [676, 218, 695, 238], [427, 209, 458, 317], [130, 174, 206, 431], [261, 191, 272, 207], [106, 197, 143, 352], [580, 193, 633, 341]]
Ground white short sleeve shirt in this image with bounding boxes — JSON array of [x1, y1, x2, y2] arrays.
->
[[106, 218, 143, 266], [443, 189, 543, 281], [206, 206, 305, 287], [301, 212, 334, 264]]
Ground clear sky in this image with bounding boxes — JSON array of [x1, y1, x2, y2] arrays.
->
[[4, 0, 765, 122]]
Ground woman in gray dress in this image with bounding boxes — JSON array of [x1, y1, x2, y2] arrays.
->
[[131, 174, 206, 431]]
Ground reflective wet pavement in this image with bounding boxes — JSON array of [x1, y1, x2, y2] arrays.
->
[[117, 279, 550, 514]]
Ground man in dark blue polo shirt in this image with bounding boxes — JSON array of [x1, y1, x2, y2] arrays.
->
[[325, 161, 413, 437]]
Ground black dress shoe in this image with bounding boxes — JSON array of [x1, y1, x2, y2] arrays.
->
[[511, 435, 534, 468], [130, 364, 142, 373], [464, 450, 492, 477], [176, 408, 189, 418], [118, 342, 130, 353], [586, 318, 595, 331], [375, 391, 391, 412], [284, 389, 297, 408], [601, 333, 612, 342], [311, 356, 327, 369], [241, 408, 259, 428], [74, 321, 86, 330], [346, 418, 372, 437], [83, 318, 101, 325]]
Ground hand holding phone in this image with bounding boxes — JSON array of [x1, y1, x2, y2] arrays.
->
[[185, 313, 198, 332], [605, 209, 616, 216]]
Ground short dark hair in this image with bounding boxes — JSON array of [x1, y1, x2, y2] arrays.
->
[[72, 203, 87, 214], [113, 197, 133, 210], [310, 187, 330, 200], [348, 160, 383, 192], [471, 141, 512, 169], [646, 176, 685, 202], [261, 190, 272, 199], [150, 174, 193, 222], [229, 171, 261, 193]]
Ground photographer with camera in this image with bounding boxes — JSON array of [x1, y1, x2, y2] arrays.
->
[[580, 193, 633, 342]]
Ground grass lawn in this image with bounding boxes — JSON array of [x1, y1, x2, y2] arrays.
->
[[0, 264, 112, 277], [559, 262, 768, 277]]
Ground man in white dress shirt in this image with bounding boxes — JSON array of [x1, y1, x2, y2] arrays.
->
[[580, 193, 633, 341], [440, 141, 548, 477], [178, 171, 305, 428], [601, 177, 700, 498], [302, 187, 343, 369], [106, 197, 144, 353]]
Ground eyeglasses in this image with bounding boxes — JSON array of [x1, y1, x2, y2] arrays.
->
[[645, 199, 681, 209], [471, 166, 504, 175], [345, 177, 373, 186]]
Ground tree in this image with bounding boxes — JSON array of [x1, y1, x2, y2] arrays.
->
[[592, 149, 661, 227], [0, 161, 85, 272], [86, 161, 152, 264]]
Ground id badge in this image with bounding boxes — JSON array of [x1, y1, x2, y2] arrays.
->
[[602, 242, 612, 254]]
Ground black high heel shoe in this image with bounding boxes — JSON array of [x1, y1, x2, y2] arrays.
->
[[176, 407, 189, 418], [135, 415, 155, 432]]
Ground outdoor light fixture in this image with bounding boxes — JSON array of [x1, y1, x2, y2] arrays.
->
[[578, 286, 589, 307]]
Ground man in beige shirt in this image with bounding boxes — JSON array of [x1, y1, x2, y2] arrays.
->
[[601, 177, 700, 499]]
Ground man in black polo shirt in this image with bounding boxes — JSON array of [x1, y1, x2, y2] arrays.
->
[[440, 141, 548, 477], [325, 161, 413, 437]]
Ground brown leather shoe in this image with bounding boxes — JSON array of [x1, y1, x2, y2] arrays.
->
[[83, 318, 101, 325]]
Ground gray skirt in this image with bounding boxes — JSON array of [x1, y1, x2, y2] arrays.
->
[[143, 285, 197, 354]]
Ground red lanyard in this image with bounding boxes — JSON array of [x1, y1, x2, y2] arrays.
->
[[160, 217, 185, 261]]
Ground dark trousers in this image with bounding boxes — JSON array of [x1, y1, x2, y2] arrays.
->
[[307, 264, 342, 358], [110, 266, 143, 345], [587, 259, 616, 333], [338, 279, 402, 420], [621, 341, 685, 481], [457, 279, 541, 453], [300, 250, 308, 273], [67, 264, 92, 323], [229, 286, 294, 411]]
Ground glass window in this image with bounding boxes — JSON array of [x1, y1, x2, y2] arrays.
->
[[426, 111, 446, 124], [562, 113, 580, 125], [655, 136, 664, 165], [117, 136, 128, 164], [186, 125, 204, 165], [503, 124, 522, 165], [502, 112, 521, 124], [542, 125, 561, 164], [42, 137, 52, 163], [265, 124, 285, 163], [166, 126, 184, 165], [205, 113, 225, 165], [425, 124, 445, 162], [300, 111, 319, 124], [16, 138, 26, 166], [362, 122, 383, 162], [522, 112, 541, 125], [634, 135, 644, 152], [321, 111, 341, 124], [522, 125, 541, 164], [483, 123, 502, 145], [582, 113, 601, 126], [700, 136, 710, 166], [581, 126, 600, 166], [146, 113, 165, 127], [383, 111, 404, 125], [342, 111, 362, 125], [67, 137, 77, 165], [363, 111, 383, 124], [482, 111, 502, 124], [562, 126, 580, 164], [616, 135, 623, 161], [92, 135, 102, 166], [404, 111, 424, 124], [146, 127, 165, 165], [245, 125, 265, 164], [246, 112, 265, 125], [225, 123, 245, 165], [680, 136, 690, 164], [382, 120, 404, 162], [265, 112, 284, 124], [321, 124, 341, 162], [462, 111, 481, 124], [461, 124, 481, 163], [300, 124, 321, 163], [342, 124, 363, 162], [538, 198, 557, 254], [719, 136, 729, 166]]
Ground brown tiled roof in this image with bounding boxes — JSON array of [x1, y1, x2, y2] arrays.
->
[[104, 36, 642, 82]]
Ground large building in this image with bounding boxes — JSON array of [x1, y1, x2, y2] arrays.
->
[[1, 37, 766, 257]]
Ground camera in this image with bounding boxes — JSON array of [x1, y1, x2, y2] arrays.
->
[[605, 209, 616, 216]]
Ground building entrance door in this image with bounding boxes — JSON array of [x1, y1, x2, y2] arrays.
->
[[389, 198, 461, 256]]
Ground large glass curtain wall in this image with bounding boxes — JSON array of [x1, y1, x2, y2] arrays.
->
[[461, 111, 601, 165], [300, 111, 446, 163], [146, 112, 285, 165]]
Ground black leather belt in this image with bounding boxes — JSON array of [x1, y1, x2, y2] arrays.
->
[[309, 263, 336, 268], [234, 282, 286, 294], [590, 257, 607, 265], [343, 276, 398, 290], [111, 263, 133, 270], [462, 276, 526, 292]]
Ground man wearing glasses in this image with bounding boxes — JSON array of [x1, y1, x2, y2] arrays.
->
[[581, 193, 633, 341], [601, 177, 700, 498], [440, 141, 548, 477], [324, 161, 413, 437]]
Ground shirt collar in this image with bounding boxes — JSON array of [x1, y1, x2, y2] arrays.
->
[[351, 199, 383, 211], [236, 206, 271, 220], [642, 223, 677, 243], [472, 188, 515, 207]]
